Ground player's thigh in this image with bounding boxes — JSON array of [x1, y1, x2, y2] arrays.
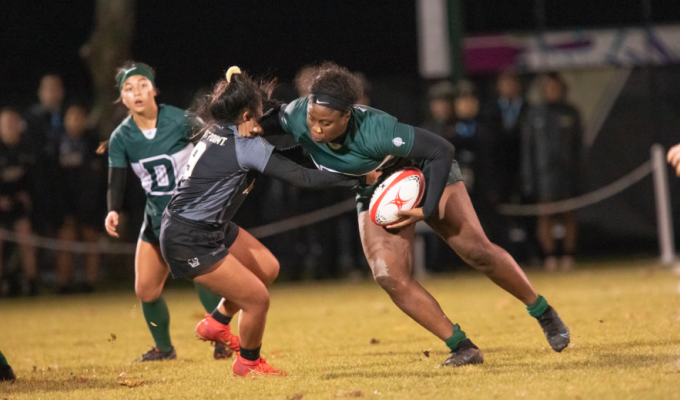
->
[[134, 239, 169, 302], [426, 182, 494, 265], [228, 228, 279, 287], [192, 253, 269, 311], [358, 210, 416, 281]]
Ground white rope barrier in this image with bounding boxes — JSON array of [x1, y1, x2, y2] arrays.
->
[[0, 230, 137, 254], [249, 197, 356, 239], [0, 197, 357, 254], [0, 156, 664, 255], [497, 160, 653, 216]]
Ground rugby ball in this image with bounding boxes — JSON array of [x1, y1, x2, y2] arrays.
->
[[369, 168, 425, 226]]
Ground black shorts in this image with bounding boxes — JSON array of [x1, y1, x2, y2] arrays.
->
[[159, 211, 240, 279]]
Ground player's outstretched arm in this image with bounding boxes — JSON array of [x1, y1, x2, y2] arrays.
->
[[274, 144, 310, 165], [263, 152, 359, 189]]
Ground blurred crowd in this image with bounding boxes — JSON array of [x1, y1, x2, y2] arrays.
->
[[0, 70, 583, 297], [0, 74, 107, 297], [422, 72, 583, 273]]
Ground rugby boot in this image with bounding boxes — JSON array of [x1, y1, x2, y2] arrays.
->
[[0, 365, 16, 381], [195, 314, 239, 357], [537, 306, 570, 352], [232, 356, 287, 377], [442, 339, 484, 367], [135, 347, 177, 362]]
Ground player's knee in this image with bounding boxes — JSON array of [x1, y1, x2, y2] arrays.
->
[[370, 258, 411, 294], [374, 273, 410, 295], [135, 283, 162, 303], [262, 257, 280, 287], [249, 285, 270, 312]]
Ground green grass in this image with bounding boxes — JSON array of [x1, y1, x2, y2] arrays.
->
[[1, 260, 679, 399]]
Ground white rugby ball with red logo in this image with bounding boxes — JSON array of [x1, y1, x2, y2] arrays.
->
[[369, 167, 425, 226]]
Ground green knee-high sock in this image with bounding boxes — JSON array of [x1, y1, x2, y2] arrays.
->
[[445, 324, 468, 351], [141, 297, 173, 352], [526, 295, 549, 318], [0, 351, 8, 367], [193, 282, 222, 313]]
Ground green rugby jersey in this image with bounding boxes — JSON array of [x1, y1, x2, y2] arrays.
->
[[279, 97, 414, 176], [108, 104, 194, 217]]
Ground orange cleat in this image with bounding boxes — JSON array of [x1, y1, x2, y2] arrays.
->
[[232, 355, 288, 377], [195, 314, 240, 358]]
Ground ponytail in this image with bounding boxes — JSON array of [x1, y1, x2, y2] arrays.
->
[[193, 66, 276, 129], [226, 66, 241, 83]]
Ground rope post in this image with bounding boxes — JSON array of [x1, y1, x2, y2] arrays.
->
[[651, 144, 676, 265]]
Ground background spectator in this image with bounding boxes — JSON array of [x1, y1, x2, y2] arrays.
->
[[485, 72, 535, 263], [25, 74, 66, 237], [422, 81, 457, 138], [54, 104, 105, 294], [449, 81, 494, 200], [421, 81, 458, 271], [449, 80, 498, 239], [521, 73, 583, 272], [0, 108, 38, 296], [487, 72, 528, 202]]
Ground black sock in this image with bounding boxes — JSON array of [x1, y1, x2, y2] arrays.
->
[[452, 339, 478, 352], [211, 309, 232, 326], [240, 345, 261, 361]]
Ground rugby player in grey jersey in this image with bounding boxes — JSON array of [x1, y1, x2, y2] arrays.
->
[[159, 67, 363, 377]]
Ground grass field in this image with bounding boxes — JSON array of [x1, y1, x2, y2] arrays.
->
[[1, 260, 679, 399]]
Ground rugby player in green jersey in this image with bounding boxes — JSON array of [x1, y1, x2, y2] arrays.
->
[[104, 62, 238, 362], [257, 62, 570, 367]]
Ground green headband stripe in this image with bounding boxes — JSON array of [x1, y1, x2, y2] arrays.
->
[[117, 65, 155, 91]]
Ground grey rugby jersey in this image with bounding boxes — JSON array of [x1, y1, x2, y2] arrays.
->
[[167, 125, 272, 225]]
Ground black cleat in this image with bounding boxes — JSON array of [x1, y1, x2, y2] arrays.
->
[[442, 339, 484, 367], [135, 347, 177, 362], [0, 365, 16, 382], [537, 306, 570, 352], [213, 342, 233, 360]]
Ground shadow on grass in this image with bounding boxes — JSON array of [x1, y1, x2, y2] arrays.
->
[[322, 370, 459, 380], [358, 351, 425, 357], [0, 377, 133, 394], [321, 351, 678, 380]]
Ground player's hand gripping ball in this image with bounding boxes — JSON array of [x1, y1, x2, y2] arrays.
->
[[369, 167, 425, 226]]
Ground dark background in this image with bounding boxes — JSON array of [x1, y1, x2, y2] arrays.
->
[[3, 0, 680, 109]]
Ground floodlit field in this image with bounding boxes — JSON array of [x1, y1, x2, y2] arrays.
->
[[1, 260, 679, 399]]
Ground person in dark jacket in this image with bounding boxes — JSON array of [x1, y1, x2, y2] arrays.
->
[[522, 73, 582, 272], [54, 104, 105, 293], [0, 108, 38, 296], [24, 74, 66, 235], [487, 72, 529, 202], [485, 72, 534, 263]]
